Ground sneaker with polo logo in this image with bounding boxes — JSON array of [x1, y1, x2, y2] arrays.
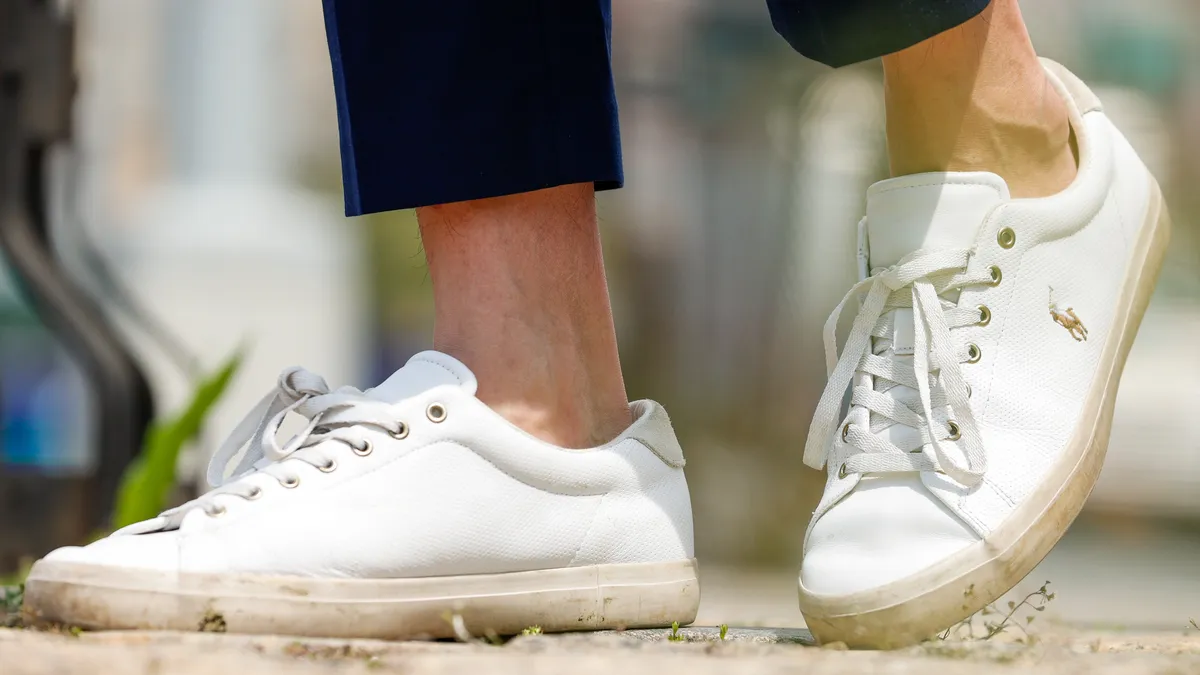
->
[[797, 60, 1171, 648], [25, 351, 699, 639]]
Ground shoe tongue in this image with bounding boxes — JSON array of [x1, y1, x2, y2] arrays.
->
[[865, 172, 1010, 268], [366, 350, 478, 402], [862, 173, 1007, 456]]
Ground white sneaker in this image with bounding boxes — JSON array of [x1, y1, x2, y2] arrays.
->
[[797, 60, 1170, 648], [25, 351, 699, 638]]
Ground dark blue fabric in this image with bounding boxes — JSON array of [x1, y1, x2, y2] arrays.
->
[[322, 0, 622, 216], [768, 0, 991, 68], [323, 0, 990, 216]]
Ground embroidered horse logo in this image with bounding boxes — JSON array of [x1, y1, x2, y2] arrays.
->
[[1049, 287, 1087, 342]]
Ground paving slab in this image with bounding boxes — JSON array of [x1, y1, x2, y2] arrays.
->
[[4, 623, 1200, 674]]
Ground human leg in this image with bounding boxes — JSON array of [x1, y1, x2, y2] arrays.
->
[[881, 0, 1077, 196], [767, 0, 1169, 648], [325, 0, 630, 448], [418, 186, 631, 449], [24, 0, 699, 637]]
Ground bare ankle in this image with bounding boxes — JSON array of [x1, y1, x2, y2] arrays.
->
[[488, 397, 632, 449], [881, 0, 1077, 197], [419, 184, 632, 449]]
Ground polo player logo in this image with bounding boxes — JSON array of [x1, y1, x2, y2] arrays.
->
[[1048, 288, 1087, 342]]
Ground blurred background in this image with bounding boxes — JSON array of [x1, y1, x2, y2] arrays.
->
[[1, 0, 1197, 630]]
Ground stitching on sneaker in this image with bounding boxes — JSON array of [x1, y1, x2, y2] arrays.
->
[[414, 357, 464, 385], [978, 249, 1021, 420], [870, 178, 1007, 198], [629, 438, 686, 469], [989, 475, 1017, 508], [567, 492, 608, 567]]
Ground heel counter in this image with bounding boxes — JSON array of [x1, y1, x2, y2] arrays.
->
[[1105, 115, 1156, 246], [624, 400, 686, 468], [570, 464, 695, 566], [569, 440, 695, 567]]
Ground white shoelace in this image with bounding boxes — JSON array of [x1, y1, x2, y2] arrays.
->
[[164, 367, 405, 518], [803, 248, 994, 487]]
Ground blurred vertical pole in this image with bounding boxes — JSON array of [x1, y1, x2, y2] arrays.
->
[[102, 0, 365, 487], [0, 0, 154, 566], [681, 3, 793, 421], [164, 0, 286, 186], [771, 68, 884, 436]]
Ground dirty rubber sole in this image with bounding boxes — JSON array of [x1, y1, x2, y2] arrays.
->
[[798, 179, 1171, 649], [24, 558, 700, 639]]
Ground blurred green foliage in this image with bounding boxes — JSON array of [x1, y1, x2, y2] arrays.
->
[[111, 352, 242, 530]]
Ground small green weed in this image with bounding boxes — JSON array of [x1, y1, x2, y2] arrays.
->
[[1189, 618, 1198, 631], [719, 624, 728, 641], [2, 584, 22, 615], [940, 581, 1054, 642], [521, 625, 543, 636], [667, 621, 685, 642], [113, 353, 242, 530], [2, 584, 24, 628]]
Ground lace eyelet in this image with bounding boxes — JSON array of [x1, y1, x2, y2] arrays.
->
[[997, 227, 1016, 249], [426, 403, 447, 423], [246, 487, 263, 501], [977, 305, 991, 326], [988, 265, 1002, 286], [841, 423, 851, 443], [206, 504, 227, 517], [947, 421, 962, 441], [838, 463, 849, 479], [390, 422, 409, 440], [280, 475, 300, 489], [353, 439, 373, 456], [319, 459, 337, 473], [966, 343, 982, 363]]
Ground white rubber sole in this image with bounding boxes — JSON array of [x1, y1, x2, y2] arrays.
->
[[24, 558, 700, 639], [798, 178, 1171, 649]]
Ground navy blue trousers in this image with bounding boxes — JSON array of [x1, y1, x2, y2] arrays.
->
[[322, 0, 990, 216]]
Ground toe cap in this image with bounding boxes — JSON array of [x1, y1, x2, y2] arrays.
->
[[801, 475, 979, 596], [42, 531, 181, 573]]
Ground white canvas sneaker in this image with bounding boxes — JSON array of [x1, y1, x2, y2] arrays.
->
[[797, 60, 1171, 648], [25, 351, 699, 638]]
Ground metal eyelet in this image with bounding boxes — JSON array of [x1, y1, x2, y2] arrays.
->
[[319, 459, 337, 473], [977, 305, 991, 326], [947, 421, 962, 441], [966, 384, 973, 398], [279, 475, 300, 489], [246, 487, 263, 501], [997, 227, 1016, 249], [838, 463, 849, 479], [390, 422, 409, 440], [841, 423, 850, 443], [206, 504, 226, 517], [966, 344, 982, 363], [426, 403, 447, 423], [352, 439, 373, 456], [988, 265, 1002, 286]]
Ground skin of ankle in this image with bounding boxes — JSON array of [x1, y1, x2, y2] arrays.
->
[[417, 183, 632, 448], [881, 0, 1077, 198]]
